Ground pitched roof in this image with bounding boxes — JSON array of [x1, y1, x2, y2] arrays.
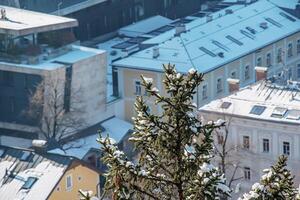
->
[[0, 145, 73, 200], [113, 0, 300, 74], [199, 79, 300, 125]]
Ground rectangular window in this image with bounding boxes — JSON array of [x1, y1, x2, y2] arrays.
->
[[283, 142, 290, 155], [298, 64, 300, 79], [22, 177, 38, 189], [243, 136, 250, 149], [217, 78, 222, 93], [288, 43, 293, 57], [244, 65, 250, 80], [277, 48, 282, 63], [202, 85, 208, 100], [217, 134, 224, 145], [66, 175, 73, 190], [256, 57, 262, 66], [263, 138, 269, 152], [297, 39, 300, 54], [135, 81, 141, 95], [266, 53, 271, 67], [244, 167, 251, 180]]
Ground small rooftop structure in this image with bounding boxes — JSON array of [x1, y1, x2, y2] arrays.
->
[[200, 78, 300, 125], [0, 6, 78, 36]]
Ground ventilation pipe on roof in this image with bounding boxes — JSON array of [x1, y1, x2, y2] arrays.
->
[[175, 23, 186, 36], [260, 22, 268, 29], [225, 9, 233, 15], [0, 8, 7, 20], [153, 46, 159, 58], [227, 78, 240, 93], [255, 66, 268, 81], [206, 15, 213, 23]]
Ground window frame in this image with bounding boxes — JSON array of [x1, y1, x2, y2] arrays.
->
[[244, 167, 251, 181], [134, 80, 142, 95], [243, 135, 250, 149], [283, 141, 290, 156], [263, 138, 270, 153], [66, 174, 73, 191]]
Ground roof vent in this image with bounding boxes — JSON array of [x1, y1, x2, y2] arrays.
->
[[0, 8, 7, 20], [225, 9, 233, 14], [152, 46, 159, 58], [259, 22, 268, 29], [218, 52, 224, 58], [175, 23, 186, 36], [32, 140, 48, 153], [206, 15, 213, 23]]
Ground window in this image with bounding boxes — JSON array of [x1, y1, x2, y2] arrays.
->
[[250, 105, 266, 115], [266, 53, 271, 67], [20, 151, 31, 161], [283, 142, 290, 155], [22, 177, 37, 189], [286, 109, 300, 120], [298, 64, 300, 79], [271, 107, 287, 118], [287, 43, 293, 57], [202, 85, 208, 99], [2, 71, 14, 87], [263, 138, 269, 152], [244, 167, 251, 180], [244, 65, 250, 80], [256, 57, 262, 66], [220, 101, 231, 109], [243, 136, 250, 149], [216, 78, 222, 93], [288, 68, 292, 80], [277, 48, 282, 63], [231, 71, 237, 78], [217, 134, 224, 145], [66, 175, 73, 190], [297, 39, 300, 54], [135, 81, 141, 95]]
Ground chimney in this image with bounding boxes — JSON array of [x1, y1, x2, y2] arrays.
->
[[227, 78, 240, 93], [152, 46, 159, 58], [174, 23, 186, 36], [206, 15, 213, 23], [32, 140, 48, 153], [255, 66, 268, 81]]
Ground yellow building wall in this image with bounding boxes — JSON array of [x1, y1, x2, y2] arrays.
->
[[48, 161, 100, 200]]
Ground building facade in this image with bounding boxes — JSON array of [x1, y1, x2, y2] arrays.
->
[[112, 0, 300, 122], [199, 77, 300, 197], [0, 6, 110, 146]]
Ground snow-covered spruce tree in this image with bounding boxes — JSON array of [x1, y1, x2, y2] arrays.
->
[[239, 155, 298, 200], [88, 64, 230, 200]]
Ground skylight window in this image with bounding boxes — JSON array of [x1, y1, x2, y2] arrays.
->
[[286, 109, 300, 120], [265, 18, 282, 28], [220, 102, 232, 109], [199, 47, 216, 57], [212, 40, 230, 52], [226, 35, 243, 46], [250, 105, 266, 115], [22, 177, 38, 189], [245, 27, 256, 34], [20, 151, 31, 161], [271, 107, 287, 118], [279, 12, 296, 22], [0, 149, 5, 158], [240, 30, 255, 40]]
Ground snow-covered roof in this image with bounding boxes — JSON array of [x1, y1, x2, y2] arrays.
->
[[49, 117, 133, 159], [200, 80, 300, 125], [269, 0, 299, 9], [0, 45, 105, 71], [113, 0, 300, 74], [119, 15, 173, 38], [0, 145, 73, 200], [0, 6, 78, 36]]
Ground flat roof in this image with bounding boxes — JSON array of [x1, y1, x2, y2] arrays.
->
[[200, 80, 300, 125], [113, 0, 300, 74], [0, 6, 78, 36]]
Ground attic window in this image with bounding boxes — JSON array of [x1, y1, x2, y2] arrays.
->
[[220, 102, 232, 109], [199, 47, 216, 57], [279, 12, 296, 22], [226, 35, 243, 46], [271, 107, 287, 118], [249, 105, 266, 115], [20, 151, 31, 161], [22, 177, 38, 189], [265, 17, 282, 28], [286, 109, 300, 120]]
